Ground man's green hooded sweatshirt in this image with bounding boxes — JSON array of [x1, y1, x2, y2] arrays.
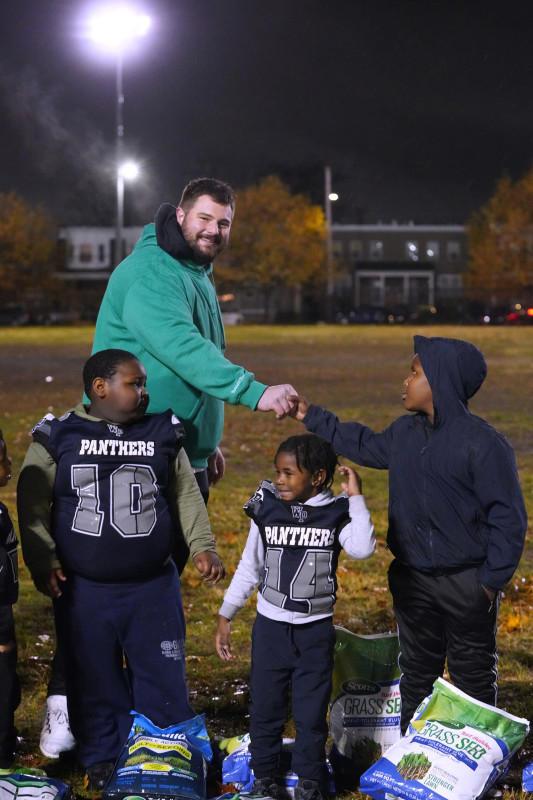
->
[[92, 206, 266, 469]]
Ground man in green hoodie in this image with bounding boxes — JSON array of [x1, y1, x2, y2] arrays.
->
[[92, 177, 297, 501]]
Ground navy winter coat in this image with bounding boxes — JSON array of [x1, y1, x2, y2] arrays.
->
[[304, 336, 527, 591]]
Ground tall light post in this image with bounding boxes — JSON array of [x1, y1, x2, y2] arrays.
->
[[87, 5, 151, 265], [117, 160, 140, 257], [324, 165, 339, 321]]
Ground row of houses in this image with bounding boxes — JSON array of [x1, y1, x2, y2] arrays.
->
[[57, 222, 468, 320]]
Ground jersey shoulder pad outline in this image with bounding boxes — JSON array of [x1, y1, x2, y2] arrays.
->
[[31, 412, 57, 437], [243, 480, 275, 516]]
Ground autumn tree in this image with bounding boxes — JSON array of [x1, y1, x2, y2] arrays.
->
[[466, 169, 533, 304], [0, 192, 57, 309], [216, 176, 326, 318]]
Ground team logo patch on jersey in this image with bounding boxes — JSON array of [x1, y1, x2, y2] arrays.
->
[[107, 423, 124, 437], [291, 505, 308, 522]]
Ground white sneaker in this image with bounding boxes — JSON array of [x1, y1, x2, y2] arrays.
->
[[39, 695, 76, 758]]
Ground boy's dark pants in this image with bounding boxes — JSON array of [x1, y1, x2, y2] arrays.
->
[[48, 470, 209, 696], [249, 613, 335, 784], [0, 605, 20, 767], [388, 560, 498, 732], [55, 562, 194, 768]]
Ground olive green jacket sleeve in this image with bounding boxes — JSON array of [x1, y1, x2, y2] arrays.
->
[[170, 448, 216, 558], [17, 441, 60, 582]]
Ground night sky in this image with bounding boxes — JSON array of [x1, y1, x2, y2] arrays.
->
[[0, 1, 532, 226]]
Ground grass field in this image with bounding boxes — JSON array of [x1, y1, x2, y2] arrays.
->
[[0, 325, 531, 797]]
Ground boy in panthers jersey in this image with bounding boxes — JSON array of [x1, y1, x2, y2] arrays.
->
[[215, 434, 375, 800], [18, 350, 223, 787]]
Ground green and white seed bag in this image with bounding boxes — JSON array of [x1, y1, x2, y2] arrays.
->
[[359, 677, 529, 800], [329, 628, 401, 785]]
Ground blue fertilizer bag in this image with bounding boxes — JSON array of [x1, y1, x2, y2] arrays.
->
[[103, 713, 212, 800]]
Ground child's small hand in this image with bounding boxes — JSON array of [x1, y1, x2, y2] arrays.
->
[[338, 465, 362, 496], [215, 615, 233, 661], [288, 395, 310, 421], [193, 551, 226, 584], [35, 567, 67, 598]]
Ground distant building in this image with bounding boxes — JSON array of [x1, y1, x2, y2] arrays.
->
[[56, 226, 142, 313], [331, 223, 467, 310], [56, 222, 468, 319]]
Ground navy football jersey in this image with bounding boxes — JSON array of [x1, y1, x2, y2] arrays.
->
[[33, 410, 184, 581], [244, 481, 350, 615], [0, 501, 18, 605]]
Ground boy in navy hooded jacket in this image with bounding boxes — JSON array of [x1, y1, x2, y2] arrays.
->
[[293, 336, 527, 731]]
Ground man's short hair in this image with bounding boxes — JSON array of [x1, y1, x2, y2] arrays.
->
[[83, 349, 139, 397], [178, 178, 235, 212]]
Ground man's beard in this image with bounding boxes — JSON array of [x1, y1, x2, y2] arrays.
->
[[181, 224, 225, 265]]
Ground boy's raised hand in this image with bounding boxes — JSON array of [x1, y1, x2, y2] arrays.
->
[[338, 465, 363, 496], [35, 567, 67, 598], [215, 615, 232, 661], [193, 551, 225, 584], [288, 395, 309, 421]]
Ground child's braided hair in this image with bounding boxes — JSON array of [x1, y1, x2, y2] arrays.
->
[[275, 433, 338, 491]]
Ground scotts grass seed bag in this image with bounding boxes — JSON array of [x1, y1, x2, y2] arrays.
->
[[103, 712, 212, 800], [359, 678, 530, 800], [0, 773, 71, 800], [329, 627, 401, 787]]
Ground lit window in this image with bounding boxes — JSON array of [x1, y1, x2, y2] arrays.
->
[[369, 240, 384, 260], [405, 241, 419, 261], [425, 241, 439, 260]]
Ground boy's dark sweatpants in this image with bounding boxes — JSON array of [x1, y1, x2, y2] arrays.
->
[[388, 559, 499, 732], [249, 613, 335, 784], [0, 605, 20, 767], [56, 562, 194, 767]]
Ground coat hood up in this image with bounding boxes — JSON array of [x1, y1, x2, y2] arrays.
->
[[414, 335, 487, 425]]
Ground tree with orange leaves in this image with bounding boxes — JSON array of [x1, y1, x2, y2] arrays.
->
[[466, 169, 533, 304], [216, 176, 326, 319], [0, 192, 57, 308]]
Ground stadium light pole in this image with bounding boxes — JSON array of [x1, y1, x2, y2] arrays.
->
[[86, 5, 151, 266], [324, 165, 339, 321], [117, 160, 140, 257]]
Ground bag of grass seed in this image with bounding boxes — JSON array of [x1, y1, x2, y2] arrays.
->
[[359, 678, 530, 800], [329, 628, 401, 787], [103, 712, 212, 800]]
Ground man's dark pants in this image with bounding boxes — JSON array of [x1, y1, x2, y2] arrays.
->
[[388, 559, 499, 732]]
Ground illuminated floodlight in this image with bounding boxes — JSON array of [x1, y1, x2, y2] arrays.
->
[[119, 160, 140, 180], [328, 192, 339, 202], [87, 5, 151, 52]]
